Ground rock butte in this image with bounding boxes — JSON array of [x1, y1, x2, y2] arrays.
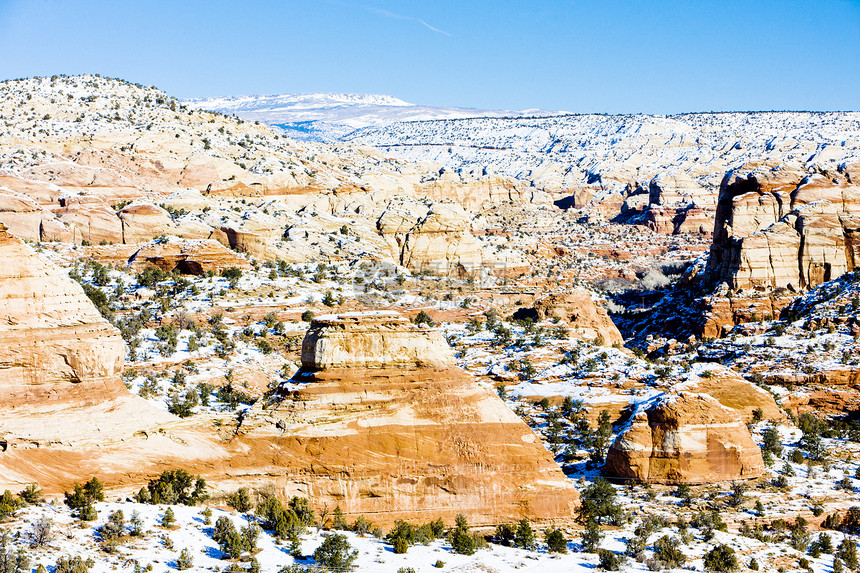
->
[[603, 392, 765, 485], [531, 291, 624, 347], [246, 311, 580, 525]]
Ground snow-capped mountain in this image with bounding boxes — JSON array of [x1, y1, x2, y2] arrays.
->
[[184, 92, 559, 141]]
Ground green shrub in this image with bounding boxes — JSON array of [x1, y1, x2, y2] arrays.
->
[[100, 510, 125, 541], [0, 532, 30, 573], [449, 514, 476, 555], [450, 528, 475, 555], [582, 519, 603, 553], [313, 534, 357, 570], [653, 535, 684, 568], [838, 538, 859, 569], [256, 497, 305, 540], [54, 555, 93, 573], [544, 527, 567, 553], [63, 477, 104, 510], [578, 479, 623, 525], [79, 505, 97, 522], [493, 523, 515, 546], [514, 518, 535, 550], [393, 536, 408, 554], [162, 507, 175, 528], [176, 548, 193, 570], [598, 549, 621, 570], [227, 488, 253, 513], [18, 484, 42, 505], [146, 469, 208, 505], [213, 516, 244, 559], [703, 544, 738, 572]]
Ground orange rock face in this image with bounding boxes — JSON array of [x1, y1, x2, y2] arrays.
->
[[532, 291, 624, 346], [709, 165, 860, 292], [604, 393, 765, 484], [255, 311, 580, 525], [0, 224, 126, 402], [126, 237, 249, 274]]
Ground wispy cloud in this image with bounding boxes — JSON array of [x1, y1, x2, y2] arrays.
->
[[327, 1, 453, 37]]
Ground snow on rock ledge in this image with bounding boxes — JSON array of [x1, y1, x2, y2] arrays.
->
[[604, 392, 765, 484], [301, 311, 455, 370]]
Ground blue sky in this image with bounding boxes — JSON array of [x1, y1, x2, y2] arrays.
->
[[0, 0, 858, 113]]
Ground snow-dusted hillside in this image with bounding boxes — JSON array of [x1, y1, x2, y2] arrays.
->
[[184, 92, 559, 141], [344, 111, 860, 198]]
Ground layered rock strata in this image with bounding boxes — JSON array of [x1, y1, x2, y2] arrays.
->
[[709, 163, 860, 292], [603, 392, 765, 484], [531, 291, 625, 346], [259, 311, 579, 525], [0, 224, 126, 402]]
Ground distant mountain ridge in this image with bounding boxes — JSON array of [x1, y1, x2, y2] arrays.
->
[[184, 92, 561, 142]]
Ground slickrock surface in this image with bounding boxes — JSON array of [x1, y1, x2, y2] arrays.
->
[[257, 311, 579, 525], [683, 371, 784, 424], [0, 224, 125, 400], [603, 392, 765, 484]]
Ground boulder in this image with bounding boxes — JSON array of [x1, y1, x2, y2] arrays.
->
[[604, 392, 765, 484]]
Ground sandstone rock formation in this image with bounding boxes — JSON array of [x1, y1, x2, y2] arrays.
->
[[126, 237, 249, 274], [0, 224, 126, 402], [708, 163, 860, 292], [682, 367, 785, 424], [526, 290, 624, 346], [301, 311, 454, 370], [255, 311, 579, 525], [603, 392, 765, 484]]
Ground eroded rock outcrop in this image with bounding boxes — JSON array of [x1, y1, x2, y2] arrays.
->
[[530, 291, 624, 346], [0, 224, 126, 401], [709, 163, 860, 292], [301, 312, 454, 369], [257, 311, 579, 525], [126, 237, 249, 274], [603, 392, 765, 484]]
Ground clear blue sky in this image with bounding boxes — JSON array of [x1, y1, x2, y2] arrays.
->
[[1, 0, 858, 113]]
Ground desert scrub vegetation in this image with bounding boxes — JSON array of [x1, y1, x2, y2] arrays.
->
[[134, 469, 208, 505]]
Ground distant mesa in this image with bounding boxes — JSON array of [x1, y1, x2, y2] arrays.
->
[[184, 92, 560, 142]]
